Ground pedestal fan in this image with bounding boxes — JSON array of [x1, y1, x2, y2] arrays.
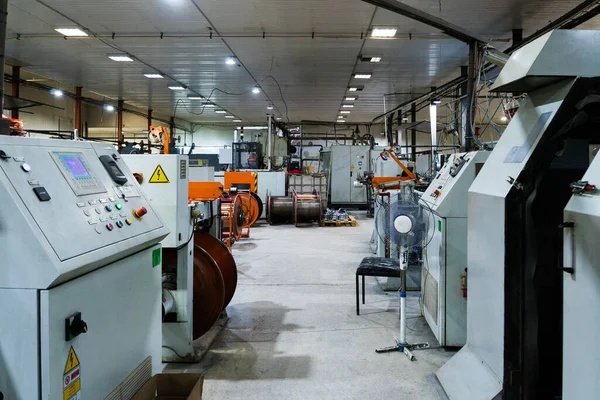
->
[[374, 182, 436, 360]]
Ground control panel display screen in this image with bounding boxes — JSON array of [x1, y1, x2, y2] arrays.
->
[[60, 155, 91, 179]]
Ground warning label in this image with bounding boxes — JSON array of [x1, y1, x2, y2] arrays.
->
[[149, 165, 170, 183], [63, 347, 81, 400]]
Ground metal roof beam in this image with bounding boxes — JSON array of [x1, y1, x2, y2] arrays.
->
[[360, 0, 488, 44]]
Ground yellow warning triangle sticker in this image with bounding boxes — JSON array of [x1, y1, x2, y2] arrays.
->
[[149, 165, 170, 183], [64, 347, 80, 374]]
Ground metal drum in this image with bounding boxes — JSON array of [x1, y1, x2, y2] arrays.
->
[[293, 192, 322, 225], [268, 196, 294, 224]]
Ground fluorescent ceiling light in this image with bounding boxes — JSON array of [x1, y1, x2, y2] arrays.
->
[[203, 103, 215, 107], [233, 119, 242, 122], [354, 74, 372, 79], [168, 86, 186, 91], [345, 97, 357, 101], [144, 73, 164, 79], [371, 27, 397, 38], [348, 87, 358, 92], [187, 96, 204, 100], [104, 104, 115, 112], [370, 57, 382, 63], [226, 58, 237, 65], [340, 111, 351, 114], [50, 89, 64, 98], [501, 116, 508, 122], [109, 55, 134, 62], [55, 28, 88, 37], [215, 110, 227, 114], [431, 98, 441, 105], [252, 87, 261, 94], [342, 104, 354, 108], [338, 116, 345, 119], [267, 105, 274, 110], [225, 116, 235, 119], [276, 117, 282, 121]]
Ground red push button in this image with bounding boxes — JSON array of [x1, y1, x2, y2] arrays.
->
[[106, 223, 114, 231], [133, 207, 148, 219], [434, 189, 441, 197]]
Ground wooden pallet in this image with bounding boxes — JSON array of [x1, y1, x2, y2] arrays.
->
[[320, 216, 357, 227]]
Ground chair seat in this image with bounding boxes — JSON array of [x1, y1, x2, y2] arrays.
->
[[356, 257, 401, 277]]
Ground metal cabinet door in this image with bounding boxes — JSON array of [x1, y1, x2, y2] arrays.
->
[[350, 146, 369, 204], [40, 247, 162, 400], [330, 146, 351, 203]]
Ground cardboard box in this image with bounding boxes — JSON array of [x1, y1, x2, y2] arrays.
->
[[132, 374, 204, 400]]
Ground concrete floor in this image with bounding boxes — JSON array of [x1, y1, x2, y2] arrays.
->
[[170, 214, 452, 399]]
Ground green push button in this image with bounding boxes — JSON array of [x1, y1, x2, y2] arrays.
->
[[115, 203, 123, 210]]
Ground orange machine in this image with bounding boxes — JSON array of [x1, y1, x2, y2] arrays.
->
[[371, 147, 421, 190], [224, 171, 257, 192], [2, 116, 25, 136], [188, 182, 224, 202], [149, 125, 172, 155]]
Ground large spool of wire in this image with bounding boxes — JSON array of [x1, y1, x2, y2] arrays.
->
[[221, 196, 244, 244], [192, 244, 225, 339], [268, 195, 294, 224], [293, 192, 322, 225]]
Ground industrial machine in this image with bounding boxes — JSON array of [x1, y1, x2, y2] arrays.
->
[[562, 156, 600, 399], [123, 155, 230, 363], [419, 151, 489, 347], [0, 137, 169, 399], [232, 142, 263, 170], [438, 30, 600, 399], [324, 145, 371, 207]]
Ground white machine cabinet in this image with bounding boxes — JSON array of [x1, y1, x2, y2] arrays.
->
[[419, 151, 489, 347], [0, 137, 169, 400], [562, 157, 600, 399]]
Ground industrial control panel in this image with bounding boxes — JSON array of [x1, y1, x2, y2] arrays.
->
[[421, 151, 490, 218], [0, 137, 169, 289], [419, 151, 490, 347]]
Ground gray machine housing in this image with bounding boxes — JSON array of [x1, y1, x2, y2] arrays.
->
[[325, 145, 371, 206], [0, 137, 169, 399], [438, 30, 600, 399]]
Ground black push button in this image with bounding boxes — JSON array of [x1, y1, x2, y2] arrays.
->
[[33, 186, 51, 201]]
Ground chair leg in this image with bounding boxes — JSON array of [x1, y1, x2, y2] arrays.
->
[[356, 274, 360, 315], [362, 275, 366, 304]]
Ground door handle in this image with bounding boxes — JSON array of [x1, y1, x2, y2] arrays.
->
[[560, 222, 575, 274]]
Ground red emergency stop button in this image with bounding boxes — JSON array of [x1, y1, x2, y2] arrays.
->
[[133, 206, 148, 219], [434, 189, 441, 197], [106, 223, 114, 231]]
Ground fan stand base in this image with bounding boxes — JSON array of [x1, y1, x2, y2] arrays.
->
[[375, 342, 430, 361]]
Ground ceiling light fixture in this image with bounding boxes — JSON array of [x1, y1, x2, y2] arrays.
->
[[345, 97, 357, 101], [109, 54, 134, 62], [267, 105, 274, 110], [226, 57, 237, 65], [168, 86, 186, 91], [342, 104, 354, 108], [348, 87, 358, 92], [215, 110, 227, 114], [144, 73, 164, 79], [354, 74, 372, 79], [50, 89, 64, 98], [431, 98, 441, 105], [203, 103, 215, 107], [55, 28, 88, 37], [233, 119, 242, 123], [371, 27, 398, 38], [276, 117, 282, 121], [501, 116, 508, 122], [340, 111, 351, 114], [338, 116, 345, 119], [104, 104, 115, 112], [252, 87, 261, 94], [225, 116, 235, 119], [370, 57, 382, 63], [187, 95, 204, 100]]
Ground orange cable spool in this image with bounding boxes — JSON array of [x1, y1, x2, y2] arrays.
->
[[221, 196, 244, 248]]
